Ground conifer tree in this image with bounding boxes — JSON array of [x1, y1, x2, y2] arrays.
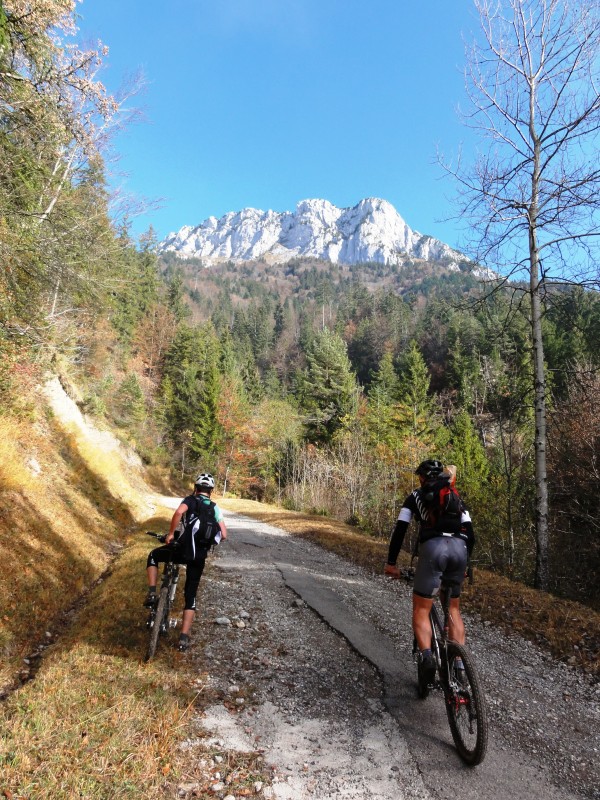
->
[[300, 328, 357, 443], [370, 351, 400, 401], [167, 272, 190, 324], [160, 322, 222, 469], [190, 323, 221, 462], [395, 341, 438, 458], [366, 351, 401, 448], [446, 410, 489, 509]]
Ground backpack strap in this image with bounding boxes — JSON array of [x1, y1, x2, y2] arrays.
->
[[186, 494, 202, 518]]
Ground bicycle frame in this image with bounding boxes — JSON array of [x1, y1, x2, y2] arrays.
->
[[430, 588, 453, 687], [145, 533, 182, 660], [148, 560, 180, 633]]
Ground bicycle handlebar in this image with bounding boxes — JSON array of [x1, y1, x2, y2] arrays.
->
[[145, 531, 167, 543]]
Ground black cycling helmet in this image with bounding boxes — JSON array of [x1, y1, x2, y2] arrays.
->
[[415, 459, 444, 479]]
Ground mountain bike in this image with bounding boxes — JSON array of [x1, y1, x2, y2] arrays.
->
[[144, 532, 182, 661], [403, 567, 488, 766]]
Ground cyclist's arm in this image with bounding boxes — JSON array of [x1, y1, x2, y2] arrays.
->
[[166, 502, 188, 544], [213, 504, 227, 540], [218, 519, 228, 540], [459, 510, 475, 555], [386, 493, 418, 566], [387, 511, 411, 566]]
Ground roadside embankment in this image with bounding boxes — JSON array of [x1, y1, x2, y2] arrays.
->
[[0, 513, 206, 798], [0, 377, 176, 692], [0, 378, 266, 798]]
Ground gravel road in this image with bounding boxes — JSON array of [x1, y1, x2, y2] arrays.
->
[[178, 511, 599, 800]]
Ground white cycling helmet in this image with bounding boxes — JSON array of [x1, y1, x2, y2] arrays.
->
[[194, 472, 215, 490]]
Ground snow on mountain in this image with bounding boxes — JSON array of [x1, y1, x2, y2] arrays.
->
[[158, 198, 465, 268]]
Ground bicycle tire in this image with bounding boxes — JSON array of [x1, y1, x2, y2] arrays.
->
[[445, 641, 488, 766], [145, 585, 169, 662]]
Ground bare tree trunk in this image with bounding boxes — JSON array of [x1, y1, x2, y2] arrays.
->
[[528, 102, 549, 589], [223, 464, 229, 497], [498, 415, 515, 574], [38, 148, 77, 223], [49, 275, 61, 318], [530, 245, 549, 589]]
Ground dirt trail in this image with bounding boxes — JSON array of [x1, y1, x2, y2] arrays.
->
[[177, 511, 599, 800]]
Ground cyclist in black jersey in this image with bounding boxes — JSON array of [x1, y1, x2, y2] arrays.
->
[[384, 459, 475, 685], [144, 472, 228, 651]]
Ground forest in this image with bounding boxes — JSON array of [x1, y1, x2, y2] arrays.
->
[[1, 1, 599, 610], [153, 253, 600, 608]]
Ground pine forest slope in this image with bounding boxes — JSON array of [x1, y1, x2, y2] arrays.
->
[[154, 250, 600, 612]]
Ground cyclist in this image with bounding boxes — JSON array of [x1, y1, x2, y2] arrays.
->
[[144, 472, 228, 651], [384, 459, 475, 686]]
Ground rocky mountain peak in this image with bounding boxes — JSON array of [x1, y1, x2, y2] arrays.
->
[[158, 198, 464, 268]]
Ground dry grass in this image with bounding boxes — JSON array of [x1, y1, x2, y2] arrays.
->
[[0, 418, 31, 490], [0, 525, 200, 799], [1, 378, 596, 798], [61, 425, 155, 522], [0, 519, 270, 799], [0, 400, 269, 798], [1, 500, 268, 798], [220, 497, 600, 678]]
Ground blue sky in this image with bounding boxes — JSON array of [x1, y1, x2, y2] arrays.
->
[[78, 1, 481, 250]]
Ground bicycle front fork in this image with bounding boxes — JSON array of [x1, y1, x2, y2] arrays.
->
[[168, 573, 179, 605]]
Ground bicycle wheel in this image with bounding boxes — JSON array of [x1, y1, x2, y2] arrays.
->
[[445, 641, 488, 766], [146, 585, 169, 662]]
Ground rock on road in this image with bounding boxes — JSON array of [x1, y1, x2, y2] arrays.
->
[[183, 511, 599, 800]]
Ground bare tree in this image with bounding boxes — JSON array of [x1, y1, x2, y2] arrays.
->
[[447, 0, 600, 589]]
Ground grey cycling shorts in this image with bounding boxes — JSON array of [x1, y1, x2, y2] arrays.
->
[[413, 536, 468, 599]]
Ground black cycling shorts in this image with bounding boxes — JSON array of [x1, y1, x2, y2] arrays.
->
[[147, 545, 206, 611], [413, 536, 468, 599]]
